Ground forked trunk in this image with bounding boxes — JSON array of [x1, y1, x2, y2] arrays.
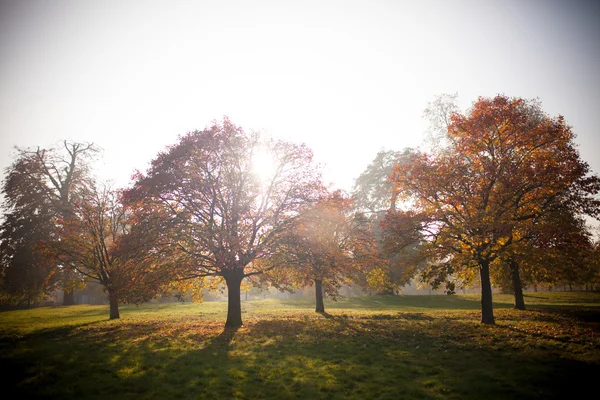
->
[[315, 279, 325, 313], [510, 260, 526, 310], [108, 289, 120, 320], [479, 260, 495, 324], [224, 270, 244, 327], [63, 289, 75, 306]]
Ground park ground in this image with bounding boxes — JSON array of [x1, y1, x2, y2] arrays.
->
[[1, 292, 599, 399]]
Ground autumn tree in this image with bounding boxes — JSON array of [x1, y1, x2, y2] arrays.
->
[[492, 201, 596, 308], [0, 141, 99, 305], [352, 149, 420, 293], [51, 183, 172, 319], [388, 95, 599, 324], [124, 118, 322, 327], [265, 191, 380, 312]]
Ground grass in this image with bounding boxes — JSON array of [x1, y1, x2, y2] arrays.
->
[[1, 292, 599, 399]]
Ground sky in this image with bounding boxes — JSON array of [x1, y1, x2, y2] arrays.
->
[[1, 0, 599, 198]]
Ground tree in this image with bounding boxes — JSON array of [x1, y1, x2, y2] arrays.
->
[[423, 92, 459, 153], [353, 149, 408, 214], [0, 141, 99, 305], [124, 118, 322, 327], [388, 95, 599, 324], [352, 149, 420, 293], [265, 191, 380, 312], [492, 202, 596, 309], [51, 183, 171, 319], [0, 199, 58, 307], [380, 209, 435, 292]]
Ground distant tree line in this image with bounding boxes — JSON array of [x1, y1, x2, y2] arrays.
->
[[1, 96, 599, 326]]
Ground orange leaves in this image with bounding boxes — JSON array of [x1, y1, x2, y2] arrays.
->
[[387, 94, 599, 298], [265, 190, 381, 297]]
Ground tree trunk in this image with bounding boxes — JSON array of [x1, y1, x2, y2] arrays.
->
[[224, 271, 244, 327], [63, 289, 75, 306], [108, 289, 120, 320], [510, 260, 526, 310], [315, 279, 325, 313], [479, 260, 495, 324]]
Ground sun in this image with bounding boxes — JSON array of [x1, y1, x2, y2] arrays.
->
[[251, 145, 278, 184]]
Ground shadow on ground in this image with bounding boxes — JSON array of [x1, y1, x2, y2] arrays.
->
[[2, 305, 598, 400]]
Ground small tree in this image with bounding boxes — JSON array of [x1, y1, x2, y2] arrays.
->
[[491, 203, 596, 309], [52, 183, 168, 319], [266, 191, 380, 312]]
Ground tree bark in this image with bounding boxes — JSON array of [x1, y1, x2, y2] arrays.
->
[[63, 289, 75, 306], [315, 279, 325, 313], [479, 260, 495, 324], [108, 289, 120, 320], [224, 270, 244, 327], [510, 260, 526, 310]]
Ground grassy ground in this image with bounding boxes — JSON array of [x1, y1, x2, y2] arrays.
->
[[1, 292, 599, 399]]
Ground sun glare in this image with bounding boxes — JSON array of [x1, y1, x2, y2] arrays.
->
[[252, 146, 278, 184]]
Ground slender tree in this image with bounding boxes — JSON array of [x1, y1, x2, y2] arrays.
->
[[266, 191, 380, 312], [491, 202, 596, 309], [52, 183, 171, 319]]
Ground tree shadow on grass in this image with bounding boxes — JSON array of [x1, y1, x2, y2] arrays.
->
[[2, 309, 599, 399], [294, 294, 516, 311]]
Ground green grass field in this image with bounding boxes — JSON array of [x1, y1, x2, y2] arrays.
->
[[1, 292, 599, 399]]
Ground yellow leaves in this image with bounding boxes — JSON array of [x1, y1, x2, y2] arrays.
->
[[496, 237, 509, 247], [365, 267, 394, 293]]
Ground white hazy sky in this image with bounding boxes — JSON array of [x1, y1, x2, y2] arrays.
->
[[1, 0, 599, 194]]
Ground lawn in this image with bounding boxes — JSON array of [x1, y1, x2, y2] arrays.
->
[[1, 292, 599, 399]]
